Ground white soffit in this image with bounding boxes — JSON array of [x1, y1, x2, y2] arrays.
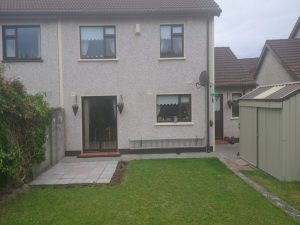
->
[[254, 85, 285, 99]]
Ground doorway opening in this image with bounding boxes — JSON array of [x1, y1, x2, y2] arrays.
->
[[82, 96, 117, 152], [215, 94, 224, 140]]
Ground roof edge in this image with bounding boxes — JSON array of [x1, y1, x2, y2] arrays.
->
[[0, 8, 222, 18]]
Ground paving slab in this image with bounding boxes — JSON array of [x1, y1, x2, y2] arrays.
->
[[30, 160, 118, 186]]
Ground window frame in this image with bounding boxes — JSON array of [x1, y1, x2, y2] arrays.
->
[[231, 93, 242, 119], [156, 94, 192, 123], [79, 25, 116, 59], [160, 24, 184, 58], [2, 25, 42, 62]]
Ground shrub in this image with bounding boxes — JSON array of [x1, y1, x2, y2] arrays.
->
[[0, 64, 52, 187]]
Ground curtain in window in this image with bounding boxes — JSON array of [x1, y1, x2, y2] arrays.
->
[[160, 26, 171, 55], [81, 27, 103, 58]]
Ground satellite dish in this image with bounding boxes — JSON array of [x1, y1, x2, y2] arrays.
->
[[196, 71, 208, 88]]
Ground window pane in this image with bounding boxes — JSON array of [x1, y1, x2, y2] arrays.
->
[[6, 39, 16, 57], [172, 36, 183, 56], [179, 103, 190, 122], [17, 27, 40, 59], [5, 28, 15, 36], [157, 95, 191, 123], [81, 27, 104, 58], [181, 96, 190, 103], [160, 26, 172, 56], [105, 27, 115, 35], [105, 38, 115, 57], [173, 26, 182, 34], [232, 93, 242, 117]]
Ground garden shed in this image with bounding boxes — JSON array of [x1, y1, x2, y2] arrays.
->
[[239, 82, 300, 181]]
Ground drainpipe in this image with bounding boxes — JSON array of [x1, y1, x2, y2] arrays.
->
[[206, 15, 210, 153], [58, 20, 64, 107]]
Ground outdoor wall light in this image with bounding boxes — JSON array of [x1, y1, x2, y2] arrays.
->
[[117, 95, 124, 114], [72, 95, 79, 116]]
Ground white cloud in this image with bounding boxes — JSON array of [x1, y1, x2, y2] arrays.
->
[[215, 0, 300, 58]]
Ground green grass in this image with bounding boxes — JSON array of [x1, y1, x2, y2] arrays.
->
[[0, 158, 298, 225], [242, 169, 300, 212]]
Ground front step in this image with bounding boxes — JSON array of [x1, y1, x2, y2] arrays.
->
[[78, 151, 121, 158]]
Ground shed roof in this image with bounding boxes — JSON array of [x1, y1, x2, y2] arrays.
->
[[240, 82, 300, 102], [215, 47, 257, 88], [0, 0, 222, 17]]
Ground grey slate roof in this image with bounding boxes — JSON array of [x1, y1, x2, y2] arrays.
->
[[0, 0, 222, 17], [215, 47, 256, 88], [240, 82, 300, 102], [289, 16, 300, 39]]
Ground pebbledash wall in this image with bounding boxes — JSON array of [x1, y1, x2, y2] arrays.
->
[[1, 16, 215, 153], [256, 50, 294, 86], [0, 19, 61, 107]]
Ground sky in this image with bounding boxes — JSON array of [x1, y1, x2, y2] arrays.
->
[[215, 0, 300, 58]]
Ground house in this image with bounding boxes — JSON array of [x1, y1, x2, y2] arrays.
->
[[239, 82, 300, 181], [214, 47, 257, 141], [255, 17, 300, 86], [0, 0, 222, 156]]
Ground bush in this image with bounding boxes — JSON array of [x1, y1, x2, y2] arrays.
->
[[0, 64, 52, 187]]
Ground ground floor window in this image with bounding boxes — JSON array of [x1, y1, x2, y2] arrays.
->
[[156, 94, 191, 123], [232, 93, 242, 118]]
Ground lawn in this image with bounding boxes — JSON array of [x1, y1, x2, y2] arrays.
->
[[242, 169, 300, 212], [0, 158, 298, 225]]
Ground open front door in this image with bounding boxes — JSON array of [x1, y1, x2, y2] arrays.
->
[[215, 94, 224, 140], [82, 96, 117, 152]]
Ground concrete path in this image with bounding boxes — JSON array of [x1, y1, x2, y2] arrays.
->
[[30, 161, 118, 185]]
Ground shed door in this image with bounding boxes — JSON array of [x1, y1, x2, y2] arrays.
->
[[240, 107, 257, 166], [257, 108, 282, 179]]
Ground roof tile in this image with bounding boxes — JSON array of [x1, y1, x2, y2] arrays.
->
[[215, 47, 257, 87], [0, 0, 222, 16]]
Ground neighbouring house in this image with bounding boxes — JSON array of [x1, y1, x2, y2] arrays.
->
[[255, 17, 300, 86], [239, 82, 300, 181], [0, 0, 221, 156], [214, 47, 257, 141]]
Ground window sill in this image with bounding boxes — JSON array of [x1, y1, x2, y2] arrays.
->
[[231, 117, 240, 120], [158, 57, 186, 61], [78, 58, 118, 62], [2, 59, 43, 63], [155, 122, 194, 126]]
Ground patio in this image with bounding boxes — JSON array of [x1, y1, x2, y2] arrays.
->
[[30, 161, 118, 185]]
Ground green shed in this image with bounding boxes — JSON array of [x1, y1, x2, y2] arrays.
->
[[239, 82, 300, 181]]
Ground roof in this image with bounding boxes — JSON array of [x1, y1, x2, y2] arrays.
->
[[215, 47, 256, 88], [239, 58, 259, 75], [289, 16, 300, 39], [255, 39, 300, 81], [240, 82, 300, 102], [0, 0, 222, 17]]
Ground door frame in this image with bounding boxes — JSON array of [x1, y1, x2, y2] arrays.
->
[[81, 96, 118, 152], [215, 94, 224, 140]]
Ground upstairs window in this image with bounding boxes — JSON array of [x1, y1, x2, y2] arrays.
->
[[232, 93, 242, 118], [157, 95, 191, 123], [160, 25, 184, 58], [3, 26, 41, 61], [80, 26, 116, 59]]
